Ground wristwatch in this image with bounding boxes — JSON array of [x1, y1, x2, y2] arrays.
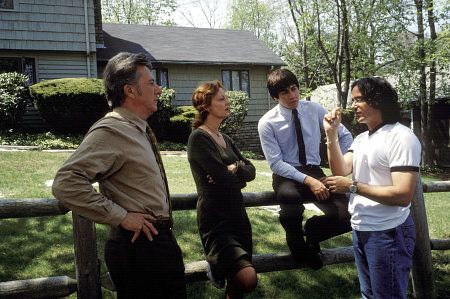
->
[[349, 181, 358, 194]]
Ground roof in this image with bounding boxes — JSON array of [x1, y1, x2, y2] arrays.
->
[[97, 23, 285, 66]]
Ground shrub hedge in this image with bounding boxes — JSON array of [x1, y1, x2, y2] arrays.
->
[[0, 72, 30, 129], [221, 91, 250, 136], [148, 88, 177, 141], [168, 106, 196, 143], [162, 91, 250, 143], [29, 78, 110, 134]]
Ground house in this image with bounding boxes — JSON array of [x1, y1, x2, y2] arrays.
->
[[0, 0, 103, 129], [1, 2, 285, 151], [97, 24, 285, 152], [0, 0, 102, 81]]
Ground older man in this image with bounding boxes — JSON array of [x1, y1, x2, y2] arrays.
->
[[52, 52, 186, 298]]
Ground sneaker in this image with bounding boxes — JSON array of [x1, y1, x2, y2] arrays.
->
[[206, 262, 225, 289]]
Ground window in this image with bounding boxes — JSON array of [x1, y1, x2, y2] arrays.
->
[[151, 68, 169, 88], [0, 57, 36, 85], [221, 70, 250, 95], [0, 0, 14, 9]]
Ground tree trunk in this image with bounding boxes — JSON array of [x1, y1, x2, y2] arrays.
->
[[288, 0, 311, 100], [414, 0, 429, 166], [341, 0, 351, 109], [426, 0, 437, 166]]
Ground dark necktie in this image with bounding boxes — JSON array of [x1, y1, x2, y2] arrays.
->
[[146, 126, 171, 211], [292, 109, 307, 166]]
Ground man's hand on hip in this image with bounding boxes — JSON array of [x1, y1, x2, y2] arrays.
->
[[304, 176, 330, 201], [120, 212, 158, 243]]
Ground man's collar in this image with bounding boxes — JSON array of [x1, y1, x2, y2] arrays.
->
[[111, 107, 148, 133], [368, 122, 387, 135], [277, 102, 301, 119]]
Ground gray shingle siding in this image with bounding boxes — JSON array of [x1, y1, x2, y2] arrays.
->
[[37, 53, 97, 80], [0, 0, 96, 52], [157, 64, 271, 122]]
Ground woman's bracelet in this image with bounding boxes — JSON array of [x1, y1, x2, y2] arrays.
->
[[325, 139, 339, 145]]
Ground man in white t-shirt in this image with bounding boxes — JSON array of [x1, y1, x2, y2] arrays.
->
[[322, 77, 421, 299]]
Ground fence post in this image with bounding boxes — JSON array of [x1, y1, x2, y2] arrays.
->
[[410, 177, 435, 299], [72, 213, 102, 298]]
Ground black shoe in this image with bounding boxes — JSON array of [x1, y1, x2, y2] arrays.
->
[[206, 262, 225, 289], [304, 243, 323, 270], [289, 242, 323, 270]]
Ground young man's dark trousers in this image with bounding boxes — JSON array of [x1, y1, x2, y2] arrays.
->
[[273, 165, 351, 257], [105, 224, 186, 299]]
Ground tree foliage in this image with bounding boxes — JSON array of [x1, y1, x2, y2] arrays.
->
[[227, 0, 279, 49], [177, 0, 223, 28], [101, 0, 177, 25]]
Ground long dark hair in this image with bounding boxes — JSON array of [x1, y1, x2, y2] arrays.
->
[[351, 77, 400, 123]]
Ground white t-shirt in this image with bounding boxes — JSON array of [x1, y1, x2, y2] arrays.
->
[[349, 122, 421, 231]]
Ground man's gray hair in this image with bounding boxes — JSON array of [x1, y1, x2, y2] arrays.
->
[[103, 52, 152, 108]]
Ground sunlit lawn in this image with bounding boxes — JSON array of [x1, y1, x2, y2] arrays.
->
[[0, 151, 448, 298]]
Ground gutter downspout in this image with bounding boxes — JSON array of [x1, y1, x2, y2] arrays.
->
[[83, 0, 91, 78]]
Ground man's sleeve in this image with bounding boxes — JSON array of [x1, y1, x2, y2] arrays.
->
[[389, 131, 421, 171], [337, 123, 353, 153], [52, 129, 128, 226]]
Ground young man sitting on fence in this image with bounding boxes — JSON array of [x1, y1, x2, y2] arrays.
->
[[258, 69, 353, 270], [52, 52, 186, 298], [322, 77, 421, 298]]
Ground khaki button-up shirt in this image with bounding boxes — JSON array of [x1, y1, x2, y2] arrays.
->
[[52, 107, 170, 227]]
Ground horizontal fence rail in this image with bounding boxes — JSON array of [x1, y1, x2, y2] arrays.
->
[[1, 181, 449, 219], [0, 180, 449, 298]]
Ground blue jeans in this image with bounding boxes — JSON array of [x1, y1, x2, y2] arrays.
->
[[352, 214, 416, 299]]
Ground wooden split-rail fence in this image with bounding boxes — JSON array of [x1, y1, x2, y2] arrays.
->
[[0, 179, 449, 298]]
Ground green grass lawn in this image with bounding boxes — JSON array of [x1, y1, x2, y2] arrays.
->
[[0, 151, 448, 298]]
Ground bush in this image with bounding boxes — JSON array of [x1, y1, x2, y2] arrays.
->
[[162, 91, 250, 144], [0, 131, 82, 149], [168, 106, 196, 143], [29, 78, 110, 134], [0, 72, 30, 129], [148, 88, 177, 140], [221, 91, 250, 135]]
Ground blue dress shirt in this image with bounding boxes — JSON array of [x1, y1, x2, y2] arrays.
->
[[258, 100, 353, 183]]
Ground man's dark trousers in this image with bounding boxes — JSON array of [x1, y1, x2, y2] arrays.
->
[[273, 165, 351, 253], [105, 225, 186, 299]]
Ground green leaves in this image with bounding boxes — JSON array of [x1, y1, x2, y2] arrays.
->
[[0, 72, 29, 129], [221, 90, 250, 136], [29, 78, 109, 134]]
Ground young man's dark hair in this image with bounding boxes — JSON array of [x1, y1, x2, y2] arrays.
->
[[103, 52, 152, 109], [351, 77, 400, 124], [267, 68, 300, 99]]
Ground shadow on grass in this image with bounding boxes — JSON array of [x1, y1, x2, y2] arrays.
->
[[0, 208, 448, 298], [0, 215, 75, 281]]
